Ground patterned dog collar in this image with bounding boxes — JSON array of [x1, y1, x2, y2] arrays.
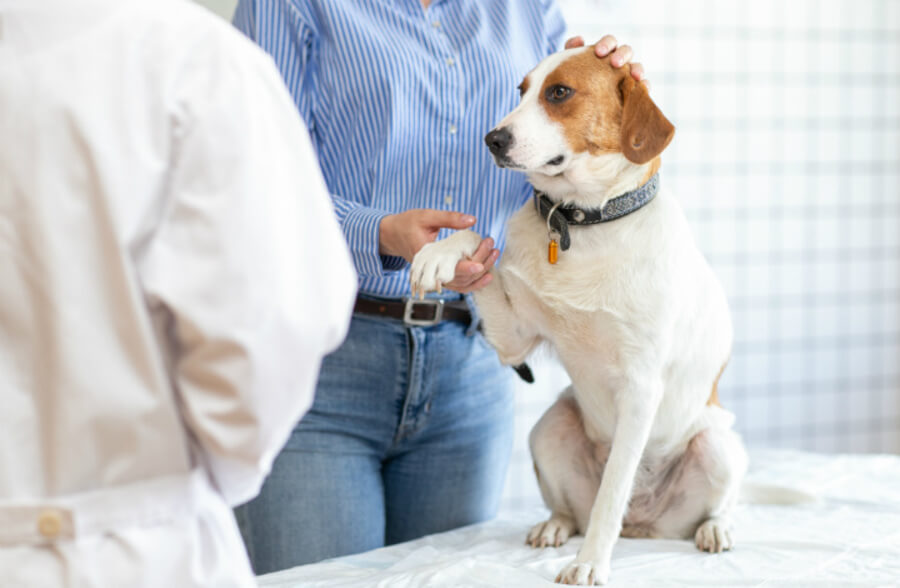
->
[[534, 173, 660, 251]]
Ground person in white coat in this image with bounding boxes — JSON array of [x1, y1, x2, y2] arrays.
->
[[0, 0, 356, 586]]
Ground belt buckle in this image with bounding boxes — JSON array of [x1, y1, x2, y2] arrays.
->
[[403, 298, 444, 326]]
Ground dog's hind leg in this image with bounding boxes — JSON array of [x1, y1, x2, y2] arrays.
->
[[637, 426, 747, 552], [527, 389, 607, 548], [688, 427, 747, 553]]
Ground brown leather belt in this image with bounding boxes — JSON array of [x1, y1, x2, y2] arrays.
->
[[353, 296, 472, 327], [354, 296, 535, 384]]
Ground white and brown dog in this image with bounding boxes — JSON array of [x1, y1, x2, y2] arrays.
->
[[410, 47, 747, 585]]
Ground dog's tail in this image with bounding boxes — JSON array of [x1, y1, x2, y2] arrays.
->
[[512, 363, 534, 383], [740, 482, 818, 505]]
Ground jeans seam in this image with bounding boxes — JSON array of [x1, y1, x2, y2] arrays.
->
[[394, 328, 416, 443]]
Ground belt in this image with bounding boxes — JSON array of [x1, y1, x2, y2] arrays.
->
[[354, 296, 472, 327], [0, 469, 208, 545], [354, 296, 535, 383]]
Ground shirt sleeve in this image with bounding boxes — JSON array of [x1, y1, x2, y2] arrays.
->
[[542, 0, 567, 54], [137, 31, 356, 507], [233, 0, 406, 278]]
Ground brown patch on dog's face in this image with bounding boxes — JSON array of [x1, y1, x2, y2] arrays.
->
[[517, 76, 530, 97], [537, 49, 674, 164]]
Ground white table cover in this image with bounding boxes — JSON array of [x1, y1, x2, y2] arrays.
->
[[258, 450, 900, 587]]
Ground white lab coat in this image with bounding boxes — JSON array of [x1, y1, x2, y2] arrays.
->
[[0, 0, 356, 586]]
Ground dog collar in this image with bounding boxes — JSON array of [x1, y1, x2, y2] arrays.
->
[[534, 173, 660, 257]]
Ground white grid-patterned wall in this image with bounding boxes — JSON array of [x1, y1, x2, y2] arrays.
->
[[501, 0, 900, 511]]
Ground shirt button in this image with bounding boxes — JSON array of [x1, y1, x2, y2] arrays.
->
[[444, 194, 453, 205], [445, 57, 455, 67], [37, 509, 63, 539], [432, 20, 441, 28], [449, 125, 457, 135]]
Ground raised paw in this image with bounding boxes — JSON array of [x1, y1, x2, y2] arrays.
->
[[694, 517, 733, 553], [408, 230, 482, 298], [555, 560, 610, 586], [527, 516, 575, 548]]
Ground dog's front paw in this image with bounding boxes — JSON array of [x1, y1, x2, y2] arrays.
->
[[527, 516, 575, 548], [409, 230, 482, 298], [555, 560, 610, 586], [694, 517, 733, 553]]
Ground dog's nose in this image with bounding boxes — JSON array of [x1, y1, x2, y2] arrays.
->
[[485, 127, 513, 156]]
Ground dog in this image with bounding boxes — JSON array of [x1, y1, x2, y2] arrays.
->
[[409, 46, 748, 585]]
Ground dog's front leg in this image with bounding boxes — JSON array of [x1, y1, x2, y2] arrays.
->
[[409, 230, 541, 364], [556, 379, 663, 586], [472, 271, 540, 366], [409, 230, 483, 297]]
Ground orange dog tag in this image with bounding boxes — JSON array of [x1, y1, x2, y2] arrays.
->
[[548, 239, 558, 264]]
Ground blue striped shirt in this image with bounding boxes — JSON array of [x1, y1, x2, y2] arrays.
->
[[233, 0, 566, 299]]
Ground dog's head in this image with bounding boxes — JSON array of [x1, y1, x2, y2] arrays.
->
[[485, 47, 674, 204]]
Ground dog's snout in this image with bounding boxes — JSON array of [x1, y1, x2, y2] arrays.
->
[[485, 127, 513, 156]]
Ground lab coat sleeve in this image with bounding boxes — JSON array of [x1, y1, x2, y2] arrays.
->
[[137, 38, 356, 507]]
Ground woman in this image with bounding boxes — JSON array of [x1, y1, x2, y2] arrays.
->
[[232, 0, 646, 573]]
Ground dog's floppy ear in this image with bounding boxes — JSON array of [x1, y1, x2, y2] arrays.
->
[[618, 76, 675, 164]]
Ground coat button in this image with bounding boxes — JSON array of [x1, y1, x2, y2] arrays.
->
[[37, 509, 63, 538]]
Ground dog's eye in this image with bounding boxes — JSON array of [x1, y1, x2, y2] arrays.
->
[[546, 85, 573, 104]]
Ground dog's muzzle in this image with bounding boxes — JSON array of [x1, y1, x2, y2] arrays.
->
[[485, 127, 513, 158]]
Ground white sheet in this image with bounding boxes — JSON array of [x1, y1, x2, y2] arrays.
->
[[257, 450, 900, 587]]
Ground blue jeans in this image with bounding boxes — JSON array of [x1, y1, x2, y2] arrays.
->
[[235, 309, 515, 574]]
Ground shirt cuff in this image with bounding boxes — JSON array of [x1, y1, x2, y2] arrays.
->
[[341, 206, 407, 278]]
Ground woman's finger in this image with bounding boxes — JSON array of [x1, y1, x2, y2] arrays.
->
[[447, 259, 483, 287], [468, 237, 495, 265], [446, 247, 499, 292], [610, 44, 633, 68], [594, 34, 618, 57], [420, 209, 477, 231], [481, 248, 500, 273], [564, 36, 585, 49], [630, 62, 646, 82]]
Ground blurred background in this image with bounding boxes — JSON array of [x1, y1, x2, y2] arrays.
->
[[195, 0, 900, 511]]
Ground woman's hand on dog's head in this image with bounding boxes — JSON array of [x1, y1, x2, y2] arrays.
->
[[564, 34, 647, 86]]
